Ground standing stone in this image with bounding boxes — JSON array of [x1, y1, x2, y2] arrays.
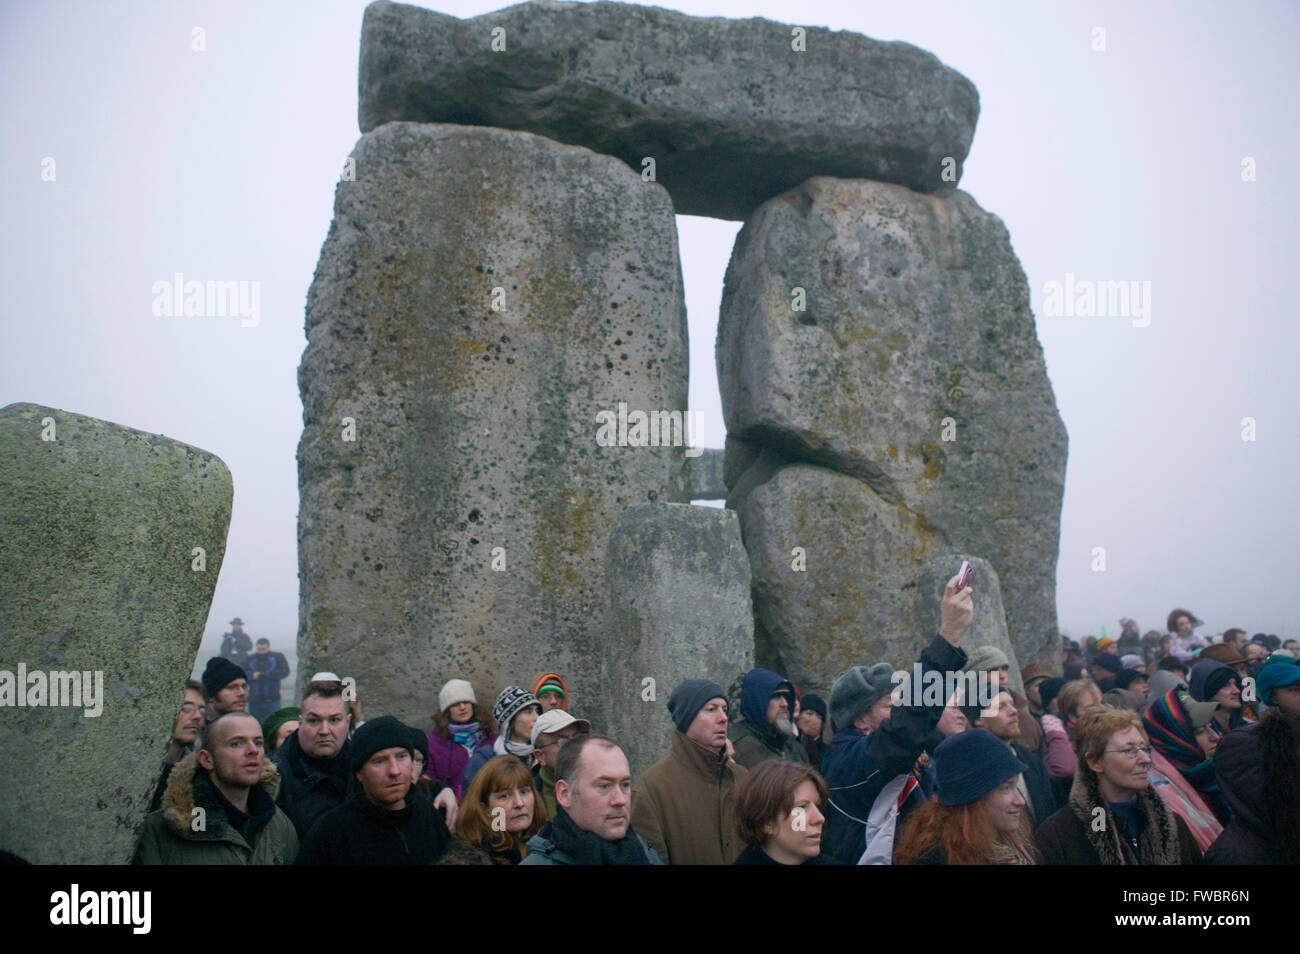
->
[[298, 122, 688, 727], [358, 0, 979, 219], [733, 461, 950, 698], [686, 448, 726, 501], [601, 504, 753, 776], [0, 403, 231, 864], [913, 553, 1023, 697], [718, 177, 1067, 669]]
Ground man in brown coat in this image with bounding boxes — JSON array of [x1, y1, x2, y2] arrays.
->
[[631, 679, 748, 865]]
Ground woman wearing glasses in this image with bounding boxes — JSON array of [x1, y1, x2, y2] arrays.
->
[[1034, 705, 1202, 864]]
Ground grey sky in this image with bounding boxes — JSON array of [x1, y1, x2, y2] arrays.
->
[[2, 0, 1295, 659]]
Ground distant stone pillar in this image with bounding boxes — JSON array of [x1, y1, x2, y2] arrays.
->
[[298, 123, 689, 725], [600, 503, 753, 776], [0, 403, 231, 864]]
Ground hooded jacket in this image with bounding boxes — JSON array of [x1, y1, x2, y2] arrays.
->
[[631, 730, 749, 865], [1205, 714, 1300, 864], [729, 669, 808, 769], [1033, 765, 1201, 865], [134, 752, 298, 865]]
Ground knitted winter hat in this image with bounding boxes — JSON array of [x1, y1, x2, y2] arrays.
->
[[1090, 653, 1123, 675], [260, 707, 300, 750], [829, 663, 895, 731], [964, 646, 1011, 673], [1257, 656, 1300, 705], [1038, 677, 1067, 711], [349, 716, 415, 773], [666, 679, 727, 734], [201, 657, 246, 698], [800, 693, 828, 722], [1189, 659, 1235, 702], [407, 724, 429, 763], [1119, 654, 1143, 670], [439, 679, 477, 713], [934, 729, 1027, 806], [1095, 637, 1117, 652], [533, 673, 568, 710], [492, 686, 541, 737]]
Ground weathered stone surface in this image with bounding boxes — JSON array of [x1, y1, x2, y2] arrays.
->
[[733, 462, 950, 697], [718, 177, 1067, 668], [358, 0, 979, 220], [0, 403, 231, 864], [686, 448, 725, 500], [600, 503, 753, 776], [298, 122, 688, 727], [913, 553, 1023, 696]]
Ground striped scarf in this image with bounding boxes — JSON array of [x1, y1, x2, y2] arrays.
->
[[1142, 689, 1231, 824], [987, 831, 1036, 865]]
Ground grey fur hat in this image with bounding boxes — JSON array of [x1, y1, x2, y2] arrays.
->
[[830, 662, 895, 731]]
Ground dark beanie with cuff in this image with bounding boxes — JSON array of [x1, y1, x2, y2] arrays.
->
[[667, 679, 727, 733], [202, 657, 246, 698], [349, 715, 415, 773]]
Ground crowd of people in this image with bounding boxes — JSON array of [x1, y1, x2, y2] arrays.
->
[[130, 592, 1300, 865]]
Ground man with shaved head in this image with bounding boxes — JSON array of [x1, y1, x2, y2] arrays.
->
[[135, 711, 298, 864]]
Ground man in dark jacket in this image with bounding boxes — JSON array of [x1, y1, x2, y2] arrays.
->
[[148, 680, 206, 813], [729, 669, 809, 769], [523, 735, 662, 865], [220, 617, 253, 670], [135, 712, 297, 864], [822, 572, 973, 865], [296, 716, 451, 864], [274, 678, 354, 839], [797, 693, 831, 772], [245, 638, 291, 721]]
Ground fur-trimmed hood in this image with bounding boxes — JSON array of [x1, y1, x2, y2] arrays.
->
[[1066, 762, 1182, 865], [160, 750, 283, 840]]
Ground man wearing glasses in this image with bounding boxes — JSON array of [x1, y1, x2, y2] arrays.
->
[[531, 709, 591, 817], [147, 680, 206, 812]]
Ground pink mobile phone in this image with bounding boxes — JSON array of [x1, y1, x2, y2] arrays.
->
[[956, 561, 973, 590]]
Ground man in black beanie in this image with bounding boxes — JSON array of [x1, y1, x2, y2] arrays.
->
[[295, 715, 451, 865], [201, 657, 248, 723], [630, 679, 748, 864], [797, 693, 831, 771]]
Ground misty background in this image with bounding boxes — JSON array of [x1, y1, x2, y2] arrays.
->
[[3, 0, 1295, 681]]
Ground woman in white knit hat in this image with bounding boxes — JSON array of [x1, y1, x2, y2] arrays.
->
[[426, 679, 495, 800]]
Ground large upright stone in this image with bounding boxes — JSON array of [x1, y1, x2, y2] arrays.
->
[[358, 0, 979, 220], [718, 177, 1067, 668], [601, 504, 753, 776], [0, 403, 231, 864], [733, 461, 950, 697], [299, 122, 688, 726]]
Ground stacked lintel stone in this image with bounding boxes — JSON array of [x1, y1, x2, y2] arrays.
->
[[298, 0, 1066, 754]]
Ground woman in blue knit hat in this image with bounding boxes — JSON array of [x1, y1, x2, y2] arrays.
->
[[893, 729, 1036, 865]]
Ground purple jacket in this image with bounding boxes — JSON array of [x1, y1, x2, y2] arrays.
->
[[426, 727, 495, 800]]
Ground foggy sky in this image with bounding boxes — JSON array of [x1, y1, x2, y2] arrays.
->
[[2, 0, 1295, 661]]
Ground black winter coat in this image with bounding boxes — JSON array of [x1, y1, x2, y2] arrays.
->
[[1205, 713, 1300, 864], [1012, 743, 1058, 831], [296, 789, 451, 865], [274, 732, 355, 839]]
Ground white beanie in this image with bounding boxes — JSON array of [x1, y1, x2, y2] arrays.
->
[[439, 679, 477, 713]]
